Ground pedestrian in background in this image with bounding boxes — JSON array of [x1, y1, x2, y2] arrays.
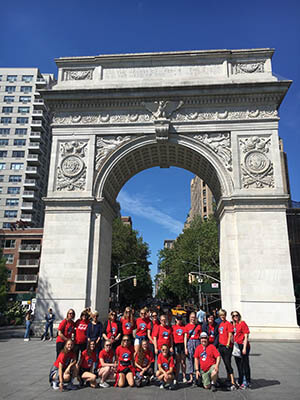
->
[[41, 308, 55, 341], [24, 309, 33, 342]]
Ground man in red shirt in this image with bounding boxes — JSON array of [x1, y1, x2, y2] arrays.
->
[[194, 332, 220, 392]]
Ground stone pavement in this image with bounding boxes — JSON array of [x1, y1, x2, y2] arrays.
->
[[0, 328, 299, 400]]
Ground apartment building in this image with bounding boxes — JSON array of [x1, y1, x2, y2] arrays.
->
[[0, 68, 55, 228]]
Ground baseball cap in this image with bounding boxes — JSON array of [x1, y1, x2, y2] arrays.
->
[[200, 332, 208, 338]]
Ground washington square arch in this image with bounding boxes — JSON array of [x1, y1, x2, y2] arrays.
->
[[35, 48, 300, 340]]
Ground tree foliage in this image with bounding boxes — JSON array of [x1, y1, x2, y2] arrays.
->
[[0, 248, 9, 311], [111, 218, 153, 308], [156, 215, 219, 305]]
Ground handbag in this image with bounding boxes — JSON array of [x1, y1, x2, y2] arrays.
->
[[232, 342, 241, 358]]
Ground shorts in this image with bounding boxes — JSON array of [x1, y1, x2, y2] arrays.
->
[[174, 343, 184, 355], [119, 367, 132, 375], [49, 365, 59, 384], [200, 365, 216, 387], [134, 335, 147, 346], [79, 367, 91, 378]]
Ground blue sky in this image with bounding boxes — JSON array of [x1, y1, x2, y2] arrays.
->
[[2, 1, 300, 279]]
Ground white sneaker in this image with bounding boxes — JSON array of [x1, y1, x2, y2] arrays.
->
[[42, 337, 46, 342], [160, 383, 164, 389], [100, 381, 110, 388], [52, 382, 59, 390], [183, 377, 187, 383], [24, 338, 29, 342]]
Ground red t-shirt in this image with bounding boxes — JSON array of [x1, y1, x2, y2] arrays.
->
[[185, 323, 202, 340], [98, 348, 114, 368], [120, 317, 135, 335], [56, 319, 76, 343], [194, 344, 220, 372], [75, 319, 89, 344], [135, 317, 148, 337], [172, 324, 185, 344], [116, 345, 134, 371], [80, 349, 97, 369], [157, 353, 175, 371], [54, 350, 76, 368], [154, 325, 172, 349], [147, 320, 160, 344], [134, 349, 154, 371], [207, 324, 216, 344], [233, 321, 250, 344], [218, 321, 234, 346], [105, 320, 119, 339]]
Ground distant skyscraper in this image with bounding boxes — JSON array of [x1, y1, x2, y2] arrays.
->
[[0, 68, 55, 228]]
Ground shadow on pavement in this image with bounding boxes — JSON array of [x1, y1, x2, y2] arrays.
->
[[250, 378, 280, 389]]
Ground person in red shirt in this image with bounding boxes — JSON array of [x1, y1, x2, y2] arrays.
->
[[120, 306, 135, 343], [75, 310, 89, 357], [218, 309, 236, 390], [49, 339, 79, 391], [115, 335, 135, 387], [153, 314, 173, 355], [156, 344, 175, 389], [202, 314, 219, 347], [134, 339, 154, 386], [184, 311, 202, 384], [103, 311, 121, 350], [194, 332, 221, 392], [56, 309, 76, 358], [98, 340, 117, 388], [172, 315, 186, 384], [77, 340, 97, 388], [231, 311, 251, 389], [134, 308, 149, 353]]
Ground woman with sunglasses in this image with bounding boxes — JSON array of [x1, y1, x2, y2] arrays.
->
[[147, 310, 160, 363], [231, 311, 251, 389], [218, 309, 236, 390], [120, 306, 135, 343], [115, 335, 135, 387], [56, 309, 76, 358], [134, 308, 148, 353], [77, 340, 97, 388], [103, 311, 121, 350], [98, 340, 117, 388]]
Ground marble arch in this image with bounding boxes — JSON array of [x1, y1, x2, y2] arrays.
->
[[35, 49, 299, 339]]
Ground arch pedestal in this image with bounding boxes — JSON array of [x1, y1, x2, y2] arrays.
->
[[34, 48, 299, 339]]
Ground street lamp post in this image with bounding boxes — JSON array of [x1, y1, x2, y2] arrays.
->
[[116, 262, 137, 304]]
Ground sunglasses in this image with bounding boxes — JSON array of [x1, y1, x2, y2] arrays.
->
[[232, 314, 239, 317], [68, 312, 74, 315], [105, 344, 112, 347], [123, 339, 129, 342]]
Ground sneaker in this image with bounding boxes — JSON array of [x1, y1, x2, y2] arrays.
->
[[229, 384, 237, 391], [100, 381, 110, 388], [164, 383, 170, 389], [49, 337, 53, 341], [240, 384, 247, 390], [42, 337, 46, 342], [66, 382, 78, 390], [150, 375, 155, 383], [183, 377, 187, 383], [211, 384, 217, 392], [52, 382, 59, 391], [173, 379, 177, 385], [24, 338, 29, 342], [159, 383, 164, 389]]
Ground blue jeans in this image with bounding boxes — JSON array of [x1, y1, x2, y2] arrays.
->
[[24, 320, 31, 339], [43, 322, 53, 338]]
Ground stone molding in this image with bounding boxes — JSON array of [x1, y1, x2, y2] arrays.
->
[[56, 140, 88, 192], [64, 69, 94, 81], [95, 135, 132, 170], [232, 62, 265, 74]]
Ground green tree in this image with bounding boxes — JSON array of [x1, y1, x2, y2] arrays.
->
[[0, 248, 9, 311], [156, 215, 219, 305], [111, 218, 153, 309]]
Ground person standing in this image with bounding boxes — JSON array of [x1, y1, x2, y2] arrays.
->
[[103, 311, 121, 350], [120, 306, 135, 343], [153, 314, 173, 355], [184, 311, 202, 384], [218, 309, 236, 390], [172, 315, 186, 384], [134, 308, 149, 353], [41, 308, 55, 341], [24, 309, 33, 342], [196, 307, 206, 325], [231, 311, 251, 389], [56, 309, 76, 358], [202, 313, 219, 347], [75, 310, 89, 358]]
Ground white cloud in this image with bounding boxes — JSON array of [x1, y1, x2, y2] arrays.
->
[[118, 190, 183, 235]]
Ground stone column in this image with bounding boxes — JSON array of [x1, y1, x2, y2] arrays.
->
[[219, 198, 300, 339]]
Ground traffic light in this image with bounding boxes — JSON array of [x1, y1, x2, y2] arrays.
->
[[133, 277, 137, 287], [188, 273, 196, 284]]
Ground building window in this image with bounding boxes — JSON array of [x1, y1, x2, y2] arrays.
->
[[15, 128, 27, 135], [2, 106, 13, 113], [4, 96, 14, 103], [4, 210, 18, 218], [22, 75, 33, 83], [0, 175, 4, 182], [9, 175, 22, 182], [1, 117, 12, 124], [16, 117, 28, 124], [0, 163, 6, 170], [7, 75, 17, 82], [18, 106, 30, 114], [4, 254, 14, 264], [7, 269, 12, 279], [12, 151, 25, 158], [0, 139, 9, 146], [1, 239, 16, 248], [0, 151, 8, 158], [14, 139, 26, 146], [7, 187, 20, 194], [5, 86, 16, 93], [20, 86, 32, 93], [2, 223, 11, 228], [19, 96, 31, 103], [6, 198, 19, 206], [10, 163, 24, 170], [0, 128, 10, 135]]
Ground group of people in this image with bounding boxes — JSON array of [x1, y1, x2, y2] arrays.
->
[[49, 306, 251, 392]]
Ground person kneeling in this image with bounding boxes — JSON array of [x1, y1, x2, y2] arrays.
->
[[115, 335, 135, 387], [194, 332, 220, 392], [77, 340, 97, 388], [156, 344, 175, 390], [49, 339, 79, 391], [134, 339, 154, 386], [98, 340, 117, 388]]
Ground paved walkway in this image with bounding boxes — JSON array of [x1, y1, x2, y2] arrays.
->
[[0, 329, 299, 400]]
